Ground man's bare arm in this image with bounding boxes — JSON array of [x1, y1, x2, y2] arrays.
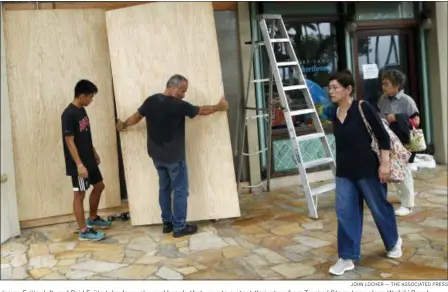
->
[[117, 112, 144, 131], [65, 136, 89, 178], [65, 136, 83, 166], [197, 97, 228, 116], [198, 105, 225, 116]]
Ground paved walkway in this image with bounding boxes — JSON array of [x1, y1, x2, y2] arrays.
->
[[1, 167, 447, 280]]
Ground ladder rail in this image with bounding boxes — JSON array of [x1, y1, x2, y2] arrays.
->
[[259, 20, 306, 166], [265, 20, 276, 192], [276, 19, 336, 175], [259, 20, 312, 214], [235, 36, 256, 191], [236, 36, 275, 192], [236, 14, 336, 219], [258, 16, 336, 219]]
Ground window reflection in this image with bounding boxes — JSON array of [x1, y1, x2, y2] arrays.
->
[[355, 2, 415, 21], [261, 22, 338, 129], [357, 34, 410, 104]]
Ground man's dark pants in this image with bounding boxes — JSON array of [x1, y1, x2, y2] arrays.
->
[[153, 160, 189, 231]]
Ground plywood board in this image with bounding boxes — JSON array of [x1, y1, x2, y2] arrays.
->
[[1, 6, 21, 242], [105, 2, 240, 225], [4, 10, 121, 221], [3, 2, 238, 11]]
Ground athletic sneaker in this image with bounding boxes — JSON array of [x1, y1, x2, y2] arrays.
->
[[86, 216, 112, 229], [329, 258, 355, 276], [395, 206, 412, 216], [387, 237, 403, 258], [173, 224, 198, 238], [79, 228, 105, 241]]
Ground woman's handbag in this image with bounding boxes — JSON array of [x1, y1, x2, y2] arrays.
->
[[358, 101, 411, 183], [406, 119, 427, 152]]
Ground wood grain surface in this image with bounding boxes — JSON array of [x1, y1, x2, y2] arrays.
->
[[3, 2, 238, 11], [105, 2, 240, 225], [4, 10, 121, 221]]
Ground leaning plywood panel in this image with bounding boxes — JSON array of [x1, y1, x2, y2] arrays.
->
[[106, 2, 240, 225], [4, 10, 121, 221]]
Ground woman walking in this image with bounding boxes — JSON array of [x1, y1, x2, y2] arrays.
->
[[378, 70, 419, 216], [328, 70, 402, 276]]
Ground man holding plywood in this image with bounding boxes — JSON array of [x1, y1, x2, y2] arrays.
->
[[116, 74, 228, 238], [61, 80, 112, 241]]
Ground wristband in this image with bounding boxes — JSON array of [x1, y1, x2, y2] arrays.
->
[[77, 164, 84, 168]]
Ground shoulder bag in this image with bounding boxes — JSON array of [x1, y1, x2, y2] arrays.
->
[[358, 101, 411, 183]]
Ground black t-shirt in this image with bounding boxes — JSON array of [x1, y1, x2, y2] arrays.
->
[[333, 100, 391, 180], [138, 94, 200, 164], [61, 103, 96, 176]]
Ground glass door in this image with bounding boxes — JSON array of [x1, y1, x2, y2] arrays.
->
[[353, 29, 419, 108]]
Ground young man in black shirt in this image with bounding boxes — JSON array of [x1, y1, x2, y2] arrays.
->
[[61, 80, 111, 241], [116, 74, 228, 238]]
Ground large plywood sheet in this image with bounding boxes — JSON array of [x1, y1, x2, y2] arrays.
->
[[105, 2, 240, 225], [4, 10, 121, 221], [1, 6, 21, 242]]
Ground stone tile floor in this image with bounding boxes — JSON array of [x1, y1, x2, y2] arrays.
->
[[1, 167, 447, 280]]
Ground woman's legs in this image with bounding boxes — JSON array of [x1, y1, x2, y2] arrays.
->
[[335, 177, 364, 260], [395, 165, 415, 216], [329, 177, 363, 275], [357, 176, 401, 255]]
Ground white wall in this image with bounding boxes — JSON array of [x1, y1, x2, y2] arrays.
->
[[1, 4, 21, 243]]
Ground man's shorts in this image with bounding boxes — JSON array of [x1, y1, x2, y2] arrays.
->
[[71, 167, 103, 192]]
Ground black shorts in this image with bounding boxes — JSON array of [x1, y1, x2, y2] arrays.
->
[[71, 167, 103, 192]]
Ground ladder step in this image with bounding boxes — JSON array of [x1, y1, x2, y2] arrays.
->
[[310, 183, 335, 197], [296, 132, 325, 143], [277, 61, 299, 67], [243, 148, 268, 156], [270, 38, 290, 43], [239, 181, 266, 190], [302, 157, 334, 169], [246, 114, 268, 120], [241, 14, 337, 220], [251, 78, 270, 83], [284, 85, 308, 91], [256, 14, 283, 20], [289, 109, 315, 116]]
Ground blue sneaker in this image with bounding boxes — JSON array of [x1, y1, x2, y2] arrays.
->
[[79, 228, 105, 241], [86, 216, 112, 229]]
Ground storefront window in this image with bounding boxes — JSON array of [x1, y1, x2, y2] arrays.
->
[[355, 2, 415, 21], [260, 21, 338, 130]]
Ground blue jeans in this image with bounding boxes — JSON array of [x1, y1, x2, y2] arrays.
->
[[153, 160, 189, 231], [335, 176, 399, 261]]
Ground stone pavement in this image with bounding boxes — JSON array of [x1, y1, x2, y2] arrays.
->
[[1, 167, 447, 280]]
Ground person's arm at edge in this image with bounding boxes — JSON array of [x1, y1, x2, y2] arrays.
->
[[117, 100, 147, 131], [117, 112, 144, 131], [407, 97, 421, 127]]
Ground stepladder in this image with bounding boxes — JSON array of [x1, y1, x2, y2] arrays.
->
[[235, 14, 337, 219]]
